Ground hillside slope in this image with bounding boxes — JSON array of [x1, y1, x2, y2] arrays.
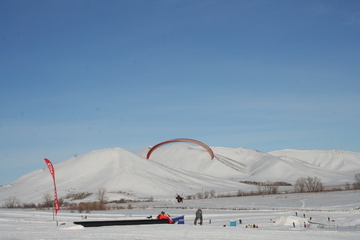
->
[[1, 145, 360, 205], [0, 148, 251, 205]]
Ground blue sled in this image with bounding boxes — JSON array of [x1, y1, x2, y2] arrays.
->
[[172, 215, 185, 224]]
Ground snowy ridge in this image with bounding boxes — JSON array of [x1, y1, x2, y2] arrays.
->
[[1, 144, 360, 205], [269, 149, 360, 172]]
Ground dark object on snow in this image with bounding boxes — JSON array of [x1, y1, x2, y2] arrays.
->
[[74, 218, 175, 227]]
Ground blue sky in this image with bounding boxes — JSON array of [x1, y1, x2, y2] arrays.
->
[[1, 0, 360, 185]]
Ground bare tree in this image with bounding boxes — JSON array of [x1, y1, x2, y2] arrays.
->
[[353, 173, 360, 189], [304, 176, 315, 192], [265, 181, 279, 194], [257, 181, 279, 195], [196, 192, 204, 199], [256, 184, 264, 195], [271, 183, 279, 194], [294, 177, 306, 192], [294, 176, 323, 192], [355, 173, 360, 182], [204, 191, 210, 199], [4, 196, 21, 208], [96, 187, 108, 204], [42, 193, 53, 207], [309, 176, 323, 192]]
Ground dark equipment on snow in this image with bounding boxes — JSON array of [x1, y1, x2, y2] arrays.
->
[[74, 218, 176, 227]]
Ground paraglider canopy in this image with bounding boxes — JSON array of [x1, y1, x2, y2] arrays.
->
[[146, 138, 215, 160]]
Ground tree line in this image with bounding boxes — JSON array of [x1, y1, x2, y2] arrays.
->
[[3, 173, 360, 209]]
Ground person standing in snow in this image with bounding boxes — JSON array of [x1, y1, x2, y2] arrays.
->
[[194, 208, 203, 225]]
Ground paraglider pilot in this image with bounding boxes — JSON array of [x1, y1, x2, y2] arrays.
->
[[176, 194, 183, 203]]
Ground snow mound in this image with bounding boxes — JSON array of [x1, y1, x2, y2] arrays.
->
[[275, 216, 307, 227]]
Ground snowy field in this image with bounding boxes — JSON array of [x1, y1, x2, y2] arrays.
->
[[1, 191, 360, 239]]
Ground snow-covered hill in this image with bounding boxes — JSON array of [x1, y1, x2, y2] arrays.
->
[[1, 144, 360, 205], [141, 145, 360, 184], [269, 149, 360, 173]]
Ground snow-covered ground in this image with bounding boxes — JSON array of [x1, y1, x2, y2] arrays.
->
[[1, 191, 359, 239]]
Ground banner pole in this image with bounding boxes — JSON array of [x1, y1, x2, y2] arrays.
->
[[44, 158, 61, 225]]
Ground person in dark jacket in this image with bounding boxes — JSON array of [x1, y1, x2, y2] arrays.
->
[[194, 208, 203, 225]]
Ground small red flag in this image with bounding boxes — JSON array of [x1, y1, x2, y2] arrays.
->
[[44, 158, 60, 214]]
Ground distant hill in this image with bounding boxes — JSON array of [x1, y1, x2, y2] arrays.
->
[[139, 145, 360, 184], [1, 144, 359, 205]]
